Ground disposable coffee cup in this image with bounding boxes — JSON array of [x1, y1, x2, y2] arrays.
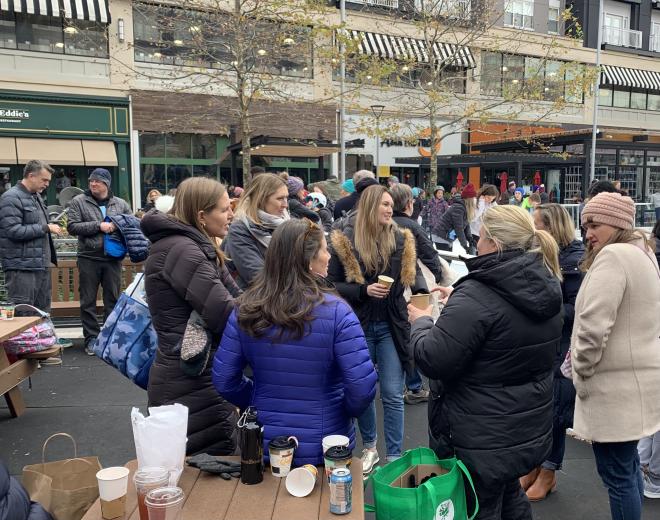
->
[[377, 275, 394, 288], [145, 486, 185, 520], [285, 465, 318, 498], [409, 294, 430, 310], [269, 436, 298, 477], [134, 467, 170, 520], [323, 445, 352, 482], [96, 467, 130, 520], [321, 435, 350, 455]]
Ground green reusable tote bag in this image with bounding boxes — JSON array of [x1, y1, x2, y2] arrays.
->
[[364, 447, 478, 520]]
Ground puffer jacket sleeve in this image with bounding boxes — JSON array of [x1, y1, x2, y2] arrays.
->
[[67, 197, 100, 237], [411, 286, 492, 385], [161, 240, 235, 336], [571, 248, 625, 380], [289, 198, 320, 222], [213, 311, 253, 411], [0, 195, 46, 242], [451, 206, 470, 250], [0, 461, 53, 520], [224, 223, 266, 287], [333, 301, 376, 417]]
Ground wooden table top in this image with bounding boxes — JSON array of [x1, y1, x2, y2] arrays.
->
[[82, 456, 364, 520], [0, 316, 42, 343]]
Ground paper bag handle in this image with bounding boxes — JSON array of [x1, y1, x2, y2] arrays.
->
[[42, 433, 78, 466]]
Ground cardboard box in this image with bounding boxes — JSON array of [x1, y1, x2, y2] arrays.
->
[[390, 464, 447, 488]]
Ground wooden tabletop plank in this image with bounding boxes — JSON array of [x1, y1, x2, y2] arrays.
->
[[0, 316, 42, 343], [318, 458, 364, 520], [224, 468, 281, 520], [271, 466, 323, 520], [183, 472, 237, 520]]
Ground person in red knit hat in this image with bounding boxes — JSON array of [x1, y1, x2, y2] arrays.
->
[[433, 182, 478, 257]]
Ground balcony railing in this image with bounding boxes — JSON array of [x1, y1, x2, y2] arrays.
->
[[350, 0, 399, 7], [651, 32, 660, 53], [602, 25, 642, 48]]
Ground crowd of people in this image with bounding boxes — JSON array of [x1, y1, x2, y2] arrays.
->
[[1, 161, 660, 520]]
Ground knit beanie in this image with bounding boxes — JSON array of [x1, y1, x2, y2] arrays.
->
[[581, 191, 635, 230], [355, 177, 379, 193], [341, 179, 355, 193], [286, 176, 305, 196], [461, 183, 477, 199], [514, 187, 525, 196], [89, 168, 111, 187]]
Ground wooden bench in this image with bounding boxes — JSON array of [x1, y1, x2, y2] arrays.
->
[[0, 317, 61, 418], [49, 259, 144, 318]]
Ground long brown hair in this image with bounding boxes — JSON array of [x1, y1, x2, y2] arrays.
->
[[579, 228, 652, 272], [535, 203, 576, 249], [354, 185, 397, 275], [169, 177, 227, 265], [237, 219, 330, 339], [234, 174, 287, 225]]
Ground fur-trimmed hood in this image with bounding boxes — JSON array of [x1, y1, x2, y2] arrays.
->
[[330, 227, 417, 287]]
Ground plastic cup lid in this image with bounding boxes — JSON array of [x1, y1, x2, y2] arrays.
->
[[269, 436, 297, 450], [324, 445, 352, 461], [145, 487, 185, 508], [133, 467, 169, 485]]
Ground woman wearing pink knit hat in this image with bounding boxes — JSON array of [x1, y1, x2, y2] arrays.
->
[[571, 192, 660, 520]]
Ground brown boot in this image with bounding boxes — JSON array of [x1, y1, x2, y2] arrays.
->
[[526, 468, 557, 502], [519, 467, 540, 491]]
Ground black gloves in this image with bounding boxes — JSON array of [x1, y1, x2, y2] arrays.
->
[[186, 453, 241, 480]]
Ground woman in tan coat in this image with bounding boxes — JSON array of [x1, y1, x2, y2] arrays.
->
[[572, 192, 660, 520]]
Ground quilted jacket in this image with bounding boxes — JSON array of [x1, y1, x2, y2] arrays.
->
[[0, 461, 52, 520], [108, 213, 150, 263], [212, 294, 377, 466], [0, 184, 56, 271]]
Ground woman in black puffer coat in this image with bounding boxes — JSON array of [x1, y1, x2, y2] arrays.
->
[[141, 177, 240, 456], [0, 460, 52, 520], [408, 205, 563, 520]]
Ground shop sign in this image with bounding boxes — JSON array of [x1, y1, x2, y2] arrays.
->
[[0, 108, 30, 124]]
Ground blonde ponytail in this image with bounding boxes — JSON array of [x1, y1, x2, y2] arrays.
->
[[481, 205, 562, 281]]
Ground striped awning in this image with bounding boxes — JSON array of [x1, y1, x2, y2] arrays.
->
[[0, 0, 111, 23], [602, 65, 660, 91], [349, 30, 476, 68]]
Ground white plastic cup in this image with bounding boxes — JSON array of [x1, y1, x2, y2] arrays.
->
[[285, 465, 318, 498], [321, 435, 350, 455], [96, 467, 130, 519]]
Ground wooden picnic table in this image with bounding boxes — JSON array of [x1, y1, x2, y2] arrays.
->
[[1, 316, 59, 418], [82, 456, 364, 520]]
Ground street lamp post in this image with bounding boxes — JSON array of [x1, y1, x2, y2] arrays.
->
[[590, 1, 604, 185], [370, 104, 385, 175]]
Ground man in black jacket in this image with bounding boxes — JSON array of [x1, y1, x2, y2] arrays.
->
[[333, 169, 376, 219], [67, 169, 131, 354], [0, 160, 61, 313]]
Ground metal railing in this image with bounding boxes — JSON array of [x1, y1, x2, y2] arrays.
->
[[602, 25, 642, 49], [351, 0, 399, 7], [651, 32, 660, 53]]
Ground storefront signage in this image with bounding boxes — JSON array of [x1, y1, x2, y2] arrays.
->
[[0, 108, 30, 124]]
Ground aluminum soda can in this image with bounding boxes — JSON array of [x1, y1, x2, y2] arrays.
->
[[329, 468, 352, 515]]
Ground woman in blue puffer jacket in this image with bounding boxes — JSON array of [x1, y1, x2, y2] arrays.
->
[[0, 461, 52, 520], [213, 219, 377, 466]]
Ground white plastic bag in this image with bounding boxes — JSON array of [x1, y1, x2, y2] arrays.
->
[[131, 404, 188, 485]]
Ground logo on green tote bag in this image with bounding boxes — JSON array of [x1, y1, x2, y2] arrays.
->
[[435, 499, 454, 520]]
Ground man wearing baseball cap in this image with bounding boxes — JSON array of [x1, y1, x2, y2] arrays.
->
[[67, 168, 132, 355]]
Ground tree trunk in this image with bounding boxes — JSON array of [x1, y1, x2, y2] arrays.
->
[[241, 114, 251, 187], [428, 111, 438, 190]]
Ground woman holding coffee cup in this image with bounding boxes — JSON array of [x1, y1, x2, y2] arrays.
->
[[328, 184, 427, 475], [213, 219, 377, 467]]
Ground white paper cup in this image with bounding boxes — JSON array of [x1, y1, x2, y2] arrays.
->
[[322, 435, 350, 455], [96, 467, 130, 501], [285, 465, 318, 498]]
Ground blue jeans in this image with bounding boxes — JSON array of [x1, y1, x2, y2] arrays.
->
[[358, 321, 405, 460], [593, 441, 644, 520], [542, 418, 567, 471], [405, 368, 423, 393], [655, 207, 660, 222]]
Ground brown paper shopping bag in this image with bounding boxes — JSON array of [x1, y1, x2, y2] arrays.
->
[[22, 433, 102, 520]]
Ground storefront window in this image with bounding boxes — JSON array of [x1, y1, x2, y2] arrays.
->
[[647, 152, 660, 201], [480, 52, 502, 96], [193, 135, 216, 159], [598, 86, 613, 106], [0, 11, 15, 48], [648, 91, 660, 112], [502, 55, 525, 95], [141, 134, 166, 158], [62, 20, 108, 58], [630, 89, 647, 110], [16, 13, 63, 53], [613, 87, 630, 108], [166, 134, 192, 159], [544, 60, 563, 101]]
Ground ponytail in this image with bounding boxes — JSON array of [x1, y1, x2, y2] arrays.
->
[[533, 229, 562, 281]]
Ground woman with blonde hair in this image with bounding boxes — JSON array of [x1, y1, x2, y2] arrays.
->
[[520, 203, 585, 500], [140, 177, 240, 455], [222, 174, 289, 288], [408, 205, 563, 519], [328, 184, 426, 475], [571, 192, 660, 520]]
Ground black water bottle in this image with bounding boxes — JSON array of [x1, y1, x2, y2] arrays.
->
[[238, 406, 264, 485]]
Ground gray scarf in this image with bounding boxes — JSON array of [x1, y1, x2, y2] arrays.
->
[[242, 210, 289, 249]]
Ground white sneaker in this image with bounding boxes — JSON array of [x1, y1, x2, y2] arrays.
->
[[643, 474, 660, 499], [361, 449, 380, 475]]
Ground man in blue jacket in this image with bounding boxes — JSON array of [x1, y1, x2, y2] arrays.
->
[[67, 168, 131, 355], [0, 160, 61, 313]]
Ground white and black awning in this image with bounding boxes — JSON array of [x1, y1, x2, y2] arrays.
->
[[0, 0, 111, 23], [349, 30, 476, 68], [602, 65, 660, 91]]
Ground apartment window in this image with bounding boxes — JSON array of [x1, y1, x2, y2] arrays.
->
[[504, 0, 534, 30], [649, 91, 660, 111], [502, 54, 525, 95], [598, 86, 614, 106], [630, 89, 647, 110], [480, 52, 503, 96], [544, 60, 562, 101], [0, 11, 14, 48], [548, 0, 560, 34], [600, 85, 660, 112], [613, 87, 631, 108]]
